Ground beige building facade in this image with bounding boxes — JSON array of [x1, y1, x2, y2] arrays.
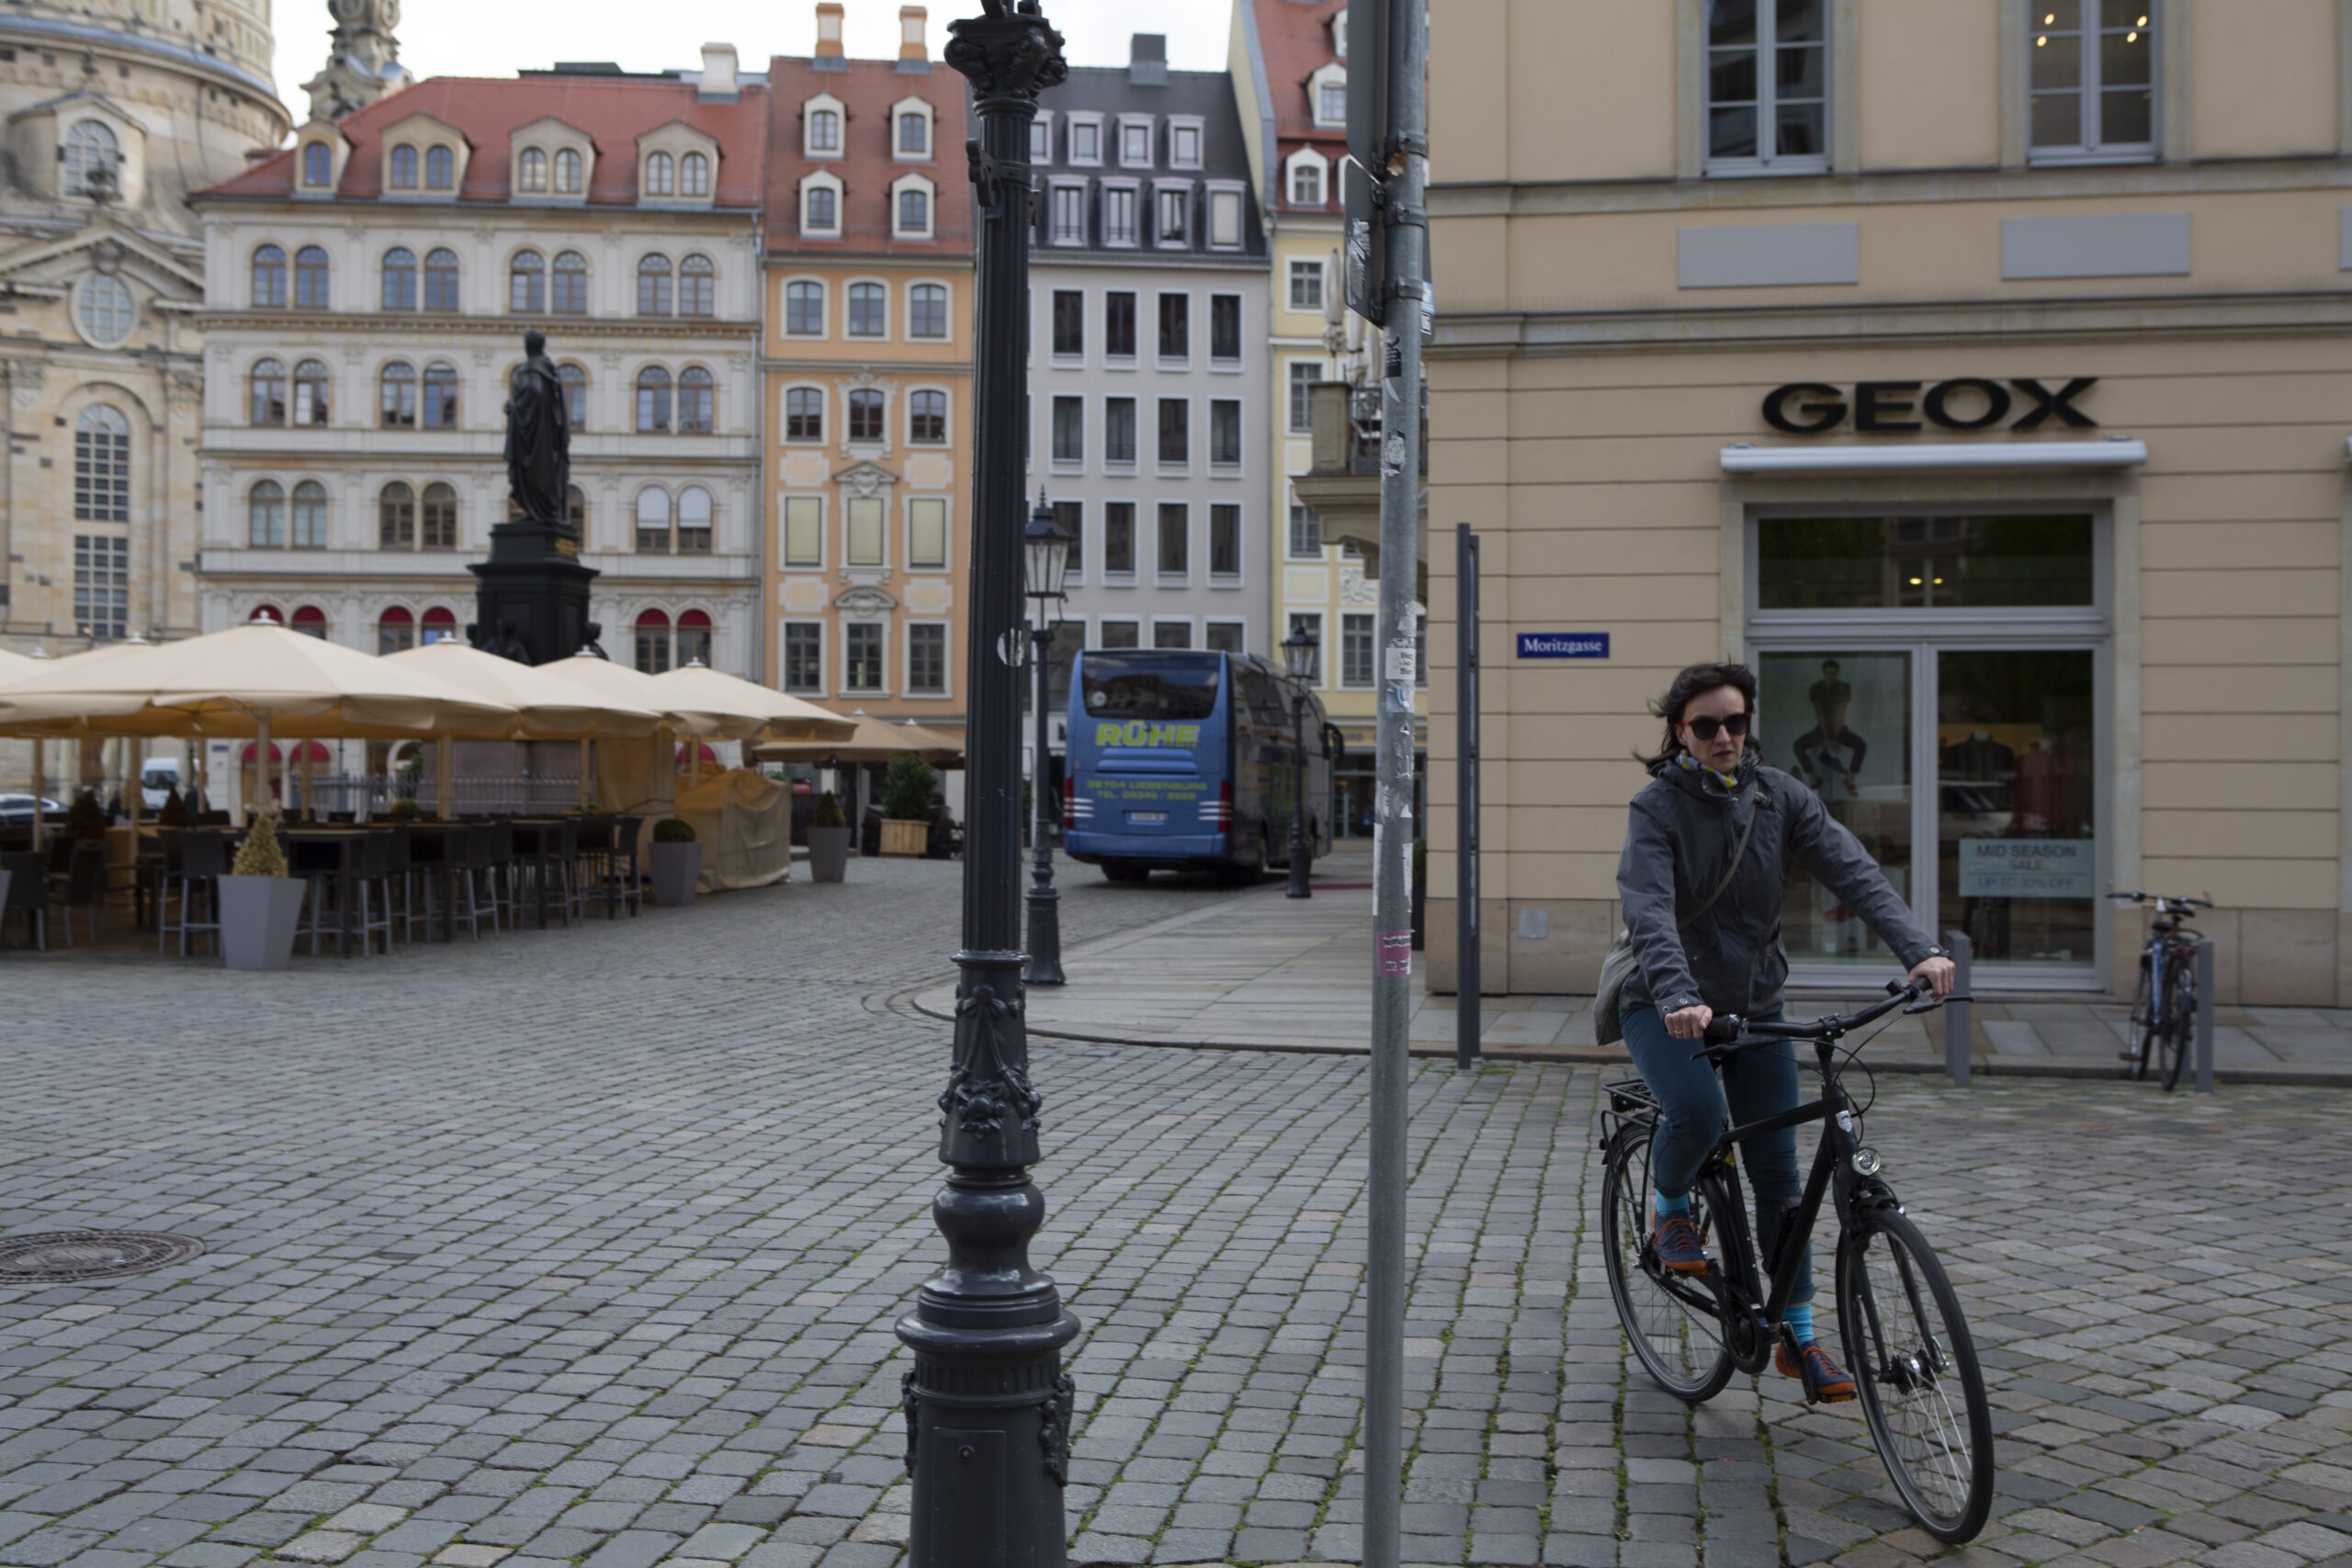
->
[[1426, 0, 2352, 1006]]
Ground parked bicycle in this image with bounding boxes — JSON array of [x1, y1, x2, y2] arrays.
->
[[1600, 977, 1995, 1543], [2107, 889, 2213, 1091]]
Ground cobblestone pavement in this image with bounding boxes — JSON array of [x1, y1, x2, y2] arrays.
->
[[0, 857, 2346, 1568]]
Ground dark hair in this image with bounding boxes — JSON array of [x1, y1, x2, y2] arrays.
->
[[1638, 661, 1759, 768]]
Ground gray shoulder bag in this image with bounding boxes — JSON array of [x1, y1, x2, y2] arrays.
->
[[1591, 784, 1763, 1046]]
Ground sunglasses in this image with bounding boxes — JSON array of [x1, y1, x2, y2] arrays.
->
[[1677, 712, 1751, 741]]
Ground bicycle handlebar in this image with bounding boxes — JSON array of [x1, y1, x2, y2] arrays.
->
[[1696, 977, 1953, 1057], [2107, 889, 2214, 909]]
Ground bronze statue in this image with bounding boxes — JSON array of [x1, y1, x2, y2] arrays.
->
[[503, 328, 570, 527]]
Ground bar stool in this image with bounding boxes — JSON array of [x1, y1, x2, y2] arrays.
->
[[161, 829, 227, 958]]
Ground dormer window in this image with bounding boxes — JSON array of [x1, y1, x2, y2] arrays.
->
[[1119, 117, 1153, 166], [302, 141, 333, 187], [518, 148, 548, 192], [554, 148, 582, 194], [1030, 116, 1051, 162], [1310, 63, 1348, 127], [811, 107, 840, 152], [427, 145, 455, 189], [646, 151, 674, 197], [1169, 118, 1203, 169], [1156, 186, 1189, 246], [892, 173, 935, 239], [801, 171, 842, 236], [682, 151, 709, 197], [1286, 148, 1329, 207], [1332, 13, 1347, 59], [899, 111, 927, 155], [1068, 115, 1102, 164], [388, 144, 419, 189], [62, 120, 119, 197]]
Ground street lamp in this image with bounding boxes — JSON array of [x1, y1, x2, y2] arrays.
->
[[1024, 491, 1072, 986], [899, 9, 1076, 1568], [1281, 622, 1319, 899]]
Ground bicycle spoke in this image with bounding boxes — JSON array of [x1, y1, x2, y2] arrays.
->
[[1601, 1125, 1730, 1402], [1838, 1213, 1993, 1541]]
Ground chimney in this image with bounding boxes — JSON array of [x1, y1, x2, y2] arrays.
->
[[1128, 33, 1167, 86], [698, 42, 739, 98], [814, 2, 846, 68], [897, 6, 930, 71]]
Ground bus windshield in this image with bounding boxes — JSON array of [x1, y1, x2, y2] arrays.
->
[[1080, 652, 1222, 723]]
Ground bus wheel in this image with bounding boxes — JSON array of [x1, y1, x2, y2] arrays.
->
[[1103, 861, 1148, 883]]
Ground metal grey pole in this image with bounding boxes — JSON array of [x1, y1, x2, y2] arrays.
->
[[2195, 938, 2215, 1092], [1941, 929, 1972, 1087], [1456, 525, 1478, 1070], [1363, 0, 1426, 1561]]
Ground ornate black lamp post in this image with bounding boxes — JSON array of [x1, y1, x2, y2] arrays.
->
[[1282, 623, 1319, 899], [897, 8, 1076, 1568], [1024, 493, 1072, 987]]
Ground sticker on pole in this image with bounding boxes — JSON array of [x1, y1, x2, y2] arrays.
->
[[1378, 929, 1412, 977]]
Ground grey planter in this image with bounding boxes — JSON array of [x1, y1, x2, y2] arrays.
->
[[650, 840, 702, 907], [218, 874, 306, 971], [807, 826, 851, 884]]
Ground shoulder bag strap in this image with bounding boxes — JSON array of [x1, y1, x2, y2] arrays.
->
[[1676, 780, 1763, 931]]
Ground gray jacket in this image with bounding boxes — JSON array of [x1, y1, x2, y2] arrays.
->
[[1616, 753, 1934, 1017]]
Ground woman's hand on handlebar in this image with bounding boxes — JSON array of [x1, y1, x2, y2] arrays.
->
[[1666, 1004, 1714, 1039], [1910, 954, 1956, 997]]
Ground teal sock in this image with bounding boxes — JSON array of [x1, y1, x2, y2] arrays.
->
[[1784, 1303, 1815, 1343], [1655, 1192, 1690, 1217]]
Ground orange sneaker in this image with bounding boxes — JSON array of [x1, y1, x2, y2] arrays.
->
[[1778, 1338, 1858, 1402]]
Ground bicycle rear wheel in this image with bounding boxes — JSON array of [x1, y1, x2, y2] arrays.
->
[[2158, 958, 2196, 1092], [1600, 1125, 1733, 1403], [1836, 1209, 1994, 1543], [2126, 957, 2155, 1080]]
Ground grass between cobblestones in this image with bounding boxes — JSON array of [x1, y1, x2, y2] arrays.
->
[[0, 857, 2344, 1568]]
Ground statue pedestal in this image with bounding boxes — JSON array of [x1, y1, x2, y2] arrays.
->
[[469, 518, 599, 666]]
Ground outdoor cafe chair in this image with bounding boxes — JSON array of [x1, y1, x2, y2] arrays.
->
[[1, 851, 47, 952], [353, 829, 396, 956], [160, 829, 227, 958], [46, 839, 105, 947]]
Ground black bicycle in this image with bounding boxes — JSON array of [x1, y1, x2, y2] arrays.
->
[[1599, 979, 1996, 1543], [2108, 890, 2212, 1091]]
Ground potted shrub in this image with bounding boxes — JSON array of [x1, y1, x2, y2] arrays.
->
[[219, 813, 305, 971], [649, 817, 701, 907], [386, 796, 422, 823], [808, 791, 851, 884], [878, 754, 936, 858]]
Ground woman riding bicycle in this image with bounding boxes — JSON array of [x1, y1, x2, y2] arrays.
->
[[1614, 661, 1953, 1401]]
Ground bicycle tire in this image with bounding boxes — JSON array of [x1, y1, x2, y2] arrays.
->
[[1835, 1209, 1995, 1543], [2127, 955, 2155, 1080], [1600, 1126, 1733, 1403], [2159, 956, 2196, 1092]]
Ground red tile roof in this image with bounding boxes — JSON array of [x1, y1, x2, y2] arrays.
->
[[1254, 0, 1346, 213], [763, 57, 972, 255], [194, 75, 770, 208]]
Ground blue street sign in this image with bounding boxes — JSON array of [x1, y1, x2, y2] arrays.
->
[[1518, 632, 1610, 659]]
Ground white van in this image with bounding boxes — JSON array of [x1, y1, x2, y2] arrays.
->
[[140, 757, 180, 810]]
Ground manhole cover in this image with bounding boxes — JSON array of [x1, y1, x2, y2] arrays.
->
[[0, 1231, 203, 1284]]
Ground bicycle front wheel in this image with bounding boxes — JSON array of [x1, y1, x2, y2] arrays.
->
[[2159, 958, 2197, 1091], [1835, 1209, 1994, 1543], [2126, 957, 2155, 1080], [1600, 1125, 1732, 1402]]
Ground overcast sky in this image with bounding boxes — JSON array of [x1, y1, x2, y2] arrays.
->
[[271, 0, 1237, 107]]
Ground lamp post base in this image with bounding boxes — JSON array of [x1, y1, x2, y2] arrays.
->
[[1286, 842, 1313, 899], [1024, 882, 1065, 986]]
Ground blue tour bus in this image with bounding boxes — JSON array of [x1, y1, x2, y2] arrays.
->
[[1063, 648, 1335, 883]]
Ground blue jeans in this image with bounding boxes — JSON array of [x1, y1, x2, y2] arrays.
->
[[1621, 1003, 1815, 1305]]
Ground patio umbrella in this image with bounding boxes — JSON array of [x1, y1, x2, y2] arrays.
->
[[751, 709, 962, 765], [543, 657, 798, 741], [384, 643, 667, 812], [657, 663, 858, 744]]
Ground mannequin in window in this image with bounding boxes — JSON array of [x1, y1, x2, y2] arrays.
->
[[1939, 727, 2015, 783], [1791, 659, 1867, 797]]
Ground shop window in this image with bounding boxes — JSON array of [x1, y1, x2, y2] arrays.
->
[[1756, 515, 2095, 609], [1705, 0, 1829, 173], [2030, 0, 2156, 159]]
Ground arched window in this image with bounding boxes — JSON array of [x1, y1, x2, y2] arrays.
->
[[809, 108, 840, 152], [388, 145, 419, 189], [252, 244, 287, 308], [677, 488, 713, 556], [565, 484, 587, 531], [509, 250, 545, 313], [248, 604, 283, 626], [421, 362, 458, 428], [898, 187, 930, 236], [426, 144, 455, 190], [558, 363, 588, 428], [899, 112, 928, 155], [74, 274, 132, 346], [290, 605, 329, 639], [379, 362, 416, 427], [553, 148, 582, 194], [635, 488, 672, 553], [248, 479, 285, 547], [786, 386, 823, 441], [786, 279, 825, 335], [74, 406, 129, 522], [681, 151, 710, 197], [676, 607, 713, 665], [301, 141, 333, 187], [1291, 159, 1324, 207], [380, 246, 417, 310], [292, 359, 331, 426], [910, 389, 946, 445], [379, 481, 415, 547], [637, 254, 673, 315], [551, 251, 588, 313], [848, 387, 884, 443], [805, 185, 838, 234], [249, 358, 288, 425], [378, 605, 415, 655], [424, 248, 459, 310], [633, 608, 671, 672], [421, 606, 459, 644], [294, 246, 331, 309], [422, 482, 458, 549], [635, 367, 672, 432], [678, 254, 715, 317], [677, 367, 714, 434], [909, 282, 947, 339], [291, 480, 328, 548], [645, 151, 674, 197], [847, 281, 886, 337], [518, 147, 548, 192], [62, 120, 119, 196]]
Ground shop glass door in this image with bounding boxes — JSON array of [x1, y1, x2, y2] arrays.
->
[[1938, 649, 2097, 970], [1761, 650, 1913, 967]]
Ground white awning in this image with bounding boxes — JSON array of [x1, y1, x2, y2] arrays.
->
[[1720, 439, 2147, 475]]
